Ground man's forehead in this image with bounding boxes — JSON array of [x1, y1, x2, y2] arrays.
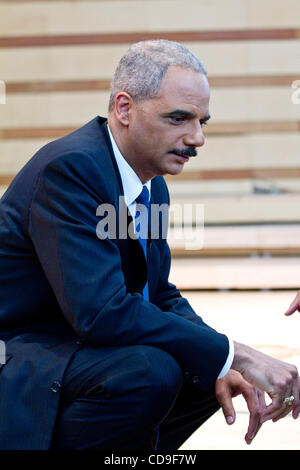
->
[[157, 89, 210, 117], [155, 68, 210, 104], [160, 66, 209, 88]]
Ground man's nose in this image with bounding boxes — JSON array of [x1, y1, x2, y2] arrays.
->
[[183, 122, 205, 148]]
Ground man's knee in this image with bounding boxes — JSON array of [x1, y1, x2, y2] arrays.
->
[[62, 344, 183, 427], [132, 346, 183, 423], [53, 345, 183, 448]]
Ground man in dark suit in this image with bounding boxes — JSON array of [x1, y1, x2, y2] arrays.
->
[[0, 39, 299, 450]]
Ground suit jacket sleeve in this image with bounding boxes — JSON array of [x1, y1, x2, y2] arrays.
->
[[28, 151, 229, 389], [154, 239, 210, 326], [153, 178, 211, 327]]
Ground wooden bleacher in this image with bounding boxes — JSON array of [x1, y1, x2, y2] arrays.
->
[[0, 0, 299, 290]]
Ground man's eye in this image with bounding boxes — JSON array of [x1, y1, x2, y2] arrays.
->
[[200, 121, 208, 127], [169, 116, 186, 124]]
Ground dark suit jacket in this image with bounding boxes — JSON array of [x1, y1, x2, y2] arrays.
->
[[0, 116, 229, 449]]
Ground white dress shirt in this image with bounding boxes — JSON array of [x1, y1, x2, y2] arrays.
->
[[107, 125, 150, 222], [107, 124, 233, 378]]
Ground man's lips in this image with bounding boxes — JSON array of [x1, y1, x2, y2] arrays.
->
[[172, 153, 189, 163], [168, 149, 197, 163]]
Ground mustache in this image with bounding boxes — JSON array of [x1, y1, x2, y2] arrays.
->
[[169, 147, 197, 157]]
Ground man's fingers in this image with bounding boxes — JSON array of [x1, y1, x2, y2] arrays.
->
[[251, 390, 267, 439], [272, 391, 297, 422], [265, 364, 299, 423], [292, 378, 300, 419], [291, 378, 300, 420], [292, 404, 300, 419], [257, 362, 300, 423], [258, 389, 267, 412], [272, 381, 300, 422], [261, 398, 288, 422], [242, 388, 263, 444], [285, 292, 300, 316], [261, 384, 294, 422], [216, 388, 236, 425], [272, 406, 293, 422], [245, 420, 262, 445], [284, 302, 296, 316], [221, 399, 236, 425]]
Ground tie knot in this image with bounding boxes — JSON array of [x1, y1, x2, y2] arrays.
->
[[136, 186, 149, 208]]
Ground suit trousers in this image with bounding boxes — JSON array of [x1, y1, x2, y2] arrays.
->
[[50, 344, 220, 450]]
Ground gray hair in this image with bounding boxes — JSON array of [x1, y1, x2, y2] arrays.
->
[[108, 39, 207, 112]]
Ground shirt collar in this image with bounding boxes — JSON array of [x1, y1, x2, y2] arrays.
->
[[107, 124, 151, 208]]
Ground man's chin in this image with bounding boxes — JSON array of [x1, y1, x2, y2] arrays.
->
[[165, 162, 185, 176]]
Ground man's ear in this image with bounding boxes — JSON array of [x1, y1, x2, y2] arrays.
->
[[114, 92, 133, 126]]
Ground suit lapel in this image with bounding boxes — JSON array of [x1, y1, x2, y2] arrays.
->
[[98, 119, 148, 294]]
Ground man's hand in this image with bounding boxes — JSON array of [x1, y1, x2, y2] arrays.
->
[[215, 370, 266, 445], [232, 342, 300, 423], [284, 291, 300, 316]]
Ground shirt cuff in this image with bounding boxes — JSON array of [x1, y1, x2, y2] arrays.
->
[[217, 338, 234, 379]]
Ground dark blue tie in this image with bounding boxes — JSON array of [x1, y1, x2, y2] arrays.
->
[[136, 187, 159, 445], [135, 186, 149, 301]]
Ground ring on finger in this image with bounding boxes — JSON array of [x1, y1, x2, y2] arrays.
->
[[283, 395, 295, 406]]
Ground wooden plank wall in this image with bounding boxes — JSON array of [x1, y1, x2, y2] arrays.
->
[[0, 0, 300, 263]]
